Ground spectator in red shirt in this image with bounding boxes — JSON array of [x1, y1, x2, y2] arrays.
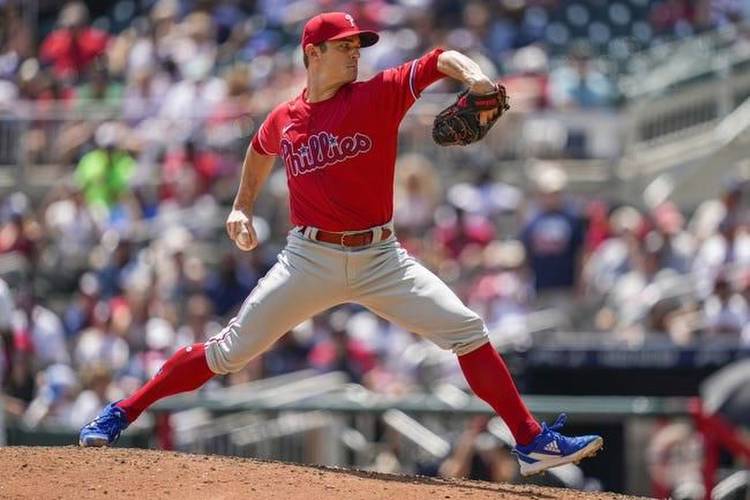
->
[[308, 311, 377, 384], [435, 206, 496, 260], [160, 139, 221, 200], [39, 2, 109, 82]]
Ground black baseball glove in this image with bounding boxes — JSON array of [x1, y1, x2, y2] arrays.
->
[[432, 83, 510, 146]]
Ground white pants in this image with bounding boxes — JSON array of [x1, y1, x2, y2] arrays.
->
[[205, 227, 489, 374]]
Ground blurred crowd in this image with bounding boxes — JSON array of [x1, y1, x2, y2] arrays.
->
[[0, 0, 749, 462], [4, 149, 750, 432], [2, 0, 747, 123]]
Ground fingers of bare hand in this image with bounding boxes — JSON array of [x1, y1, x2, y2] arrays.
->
[[247, 232, 258, 250], [237, 227, 257, 251], [227, 221, 240, 240]]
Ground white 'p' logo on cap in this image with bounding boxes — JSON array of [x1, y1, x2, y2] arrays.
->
[[344, 14, 355, 27]]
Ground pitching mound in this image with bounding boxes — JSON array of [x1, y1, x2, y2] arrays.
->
[[1, 447, 645, 499]]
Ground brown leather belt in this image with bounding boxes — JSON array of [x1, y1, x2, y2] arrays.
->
[[302, 227, 392, 247]]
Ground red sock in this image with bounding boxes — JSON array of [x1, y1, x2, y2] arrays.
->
[[458, 342, 541, 446], [117, 343, 214, 423]]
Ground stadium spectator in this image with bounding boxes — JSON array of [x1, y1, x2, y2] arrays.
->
[[0, 192, 39, 264], [96, 232, 136, 299], [548, 42, 615, 109], [174, 293, 221, 347], [584, 206, 645, 298], [43, 185, 100, 280], [703, 273, 749, 337], [62, 272, 101, 338], [39, 2, 108, 82], [2, 350, 36, 417], [394, 153, 442, 238], [75, 61, 124, 107], [308, 311, 378, 385], [263, 324, 313, 378], [692, 215, 750, 298], [468, 240, 532, 336], [0, 3, 34, 78], [22, 363, 79, 427], [650, 0, 700, 36], [449, 165, 524, 221], [14, 288, 70, 367], [717, 176, 749, 224], [435, 204, 495, 261], [647, 201, 694, 275], [520, 162, 584, 307], [73, 301, 130, 374], [161, 138, 222, 200], [136, 317, 177, 380], [502, 45, 549, 112], [68, 364, 114, 428], [438, 416, 517, 482], [203, 253, 257, 318], [74, 122, 137, 211]]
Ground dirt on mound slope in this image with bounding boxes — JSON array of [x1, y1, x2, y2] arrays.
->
[[0, 447, 648, 500]]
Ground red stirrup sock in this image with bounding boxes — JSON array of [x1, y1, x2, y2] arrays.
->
[[116, 343, 215, 423], [458, 342, 541, 446]]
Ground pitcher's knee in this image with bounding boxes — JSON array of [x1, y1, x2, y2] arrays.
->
[[204, 322, 263, 375], [451, 335, 490, 356], [204, 340, 246, 374], [429, 314, 490, 356]]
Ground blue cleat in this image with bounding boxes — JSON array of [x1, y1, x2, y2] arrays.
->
[[79, 402, 130, 447], [513, 413, 603, 476]]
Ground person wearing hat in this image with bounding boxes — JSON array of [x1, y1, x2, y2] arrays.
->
[[80, 12, 602, 476], [520, 161, 585, 313]]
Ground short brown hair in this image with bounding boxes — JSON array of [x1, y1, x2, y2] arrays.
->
[[303, 42, 327, 68]]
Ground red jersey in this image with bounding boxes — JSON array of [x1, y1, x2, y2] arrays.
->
[[40, 28, 109, 80], [252, 48, 445, 231]]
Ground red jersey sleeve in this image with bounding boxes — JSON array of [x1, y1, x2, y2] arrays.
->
[[370, 48, 446, 121], [251, 107, 282, 156]]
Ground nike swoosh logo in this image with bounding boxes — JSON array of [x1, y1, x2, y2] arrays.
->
[[282, 123, 294, 134]]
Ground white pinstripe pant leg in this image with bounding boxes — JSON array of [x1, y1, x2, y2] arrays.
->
[[204, 233, 348, 374], [349, 240, 489, 356]]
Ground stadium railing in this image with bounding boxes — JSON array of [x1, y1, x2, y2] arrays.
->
[[1, 87, 746, 206], [0, 396, 4, 447], [619, 23, 750, 101], [148, 384, 690, 495]]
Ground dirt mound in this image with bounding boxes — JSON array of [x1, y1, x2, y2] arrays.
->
[[0, 447, 646, 500]]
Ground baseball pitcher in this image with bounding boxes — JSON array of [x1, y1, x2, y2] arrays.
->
[[80, 12, 602, 476]]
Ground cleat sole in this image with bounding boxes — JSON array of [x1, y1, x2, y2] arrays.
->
[[519, 437, 604, 477]]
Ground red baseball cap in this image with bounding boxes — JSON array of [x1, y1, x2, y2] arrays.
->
[[301, 12, 379, 48]]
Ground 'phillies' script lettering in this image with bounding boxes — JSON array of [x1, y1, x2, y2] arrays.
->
[[280, 132, 373, 176]]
